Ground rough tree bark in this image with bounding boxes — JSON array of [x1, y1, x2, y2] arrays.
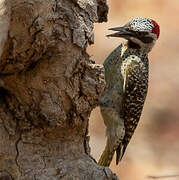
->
[[0, 0, 118, 179]]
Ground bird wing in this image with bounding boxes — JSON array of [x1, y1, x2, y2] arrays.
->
[[104, 45, 123, 85], [116, 58, 148, 164]]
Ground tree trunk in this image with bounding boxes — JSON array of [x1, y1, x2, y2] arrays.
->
[[0, 0, 118, 179]]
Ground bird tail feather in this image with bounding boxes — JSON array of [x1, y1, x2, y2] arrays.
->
[[116, 143, 126, 165], [98, 143, 115, 167]]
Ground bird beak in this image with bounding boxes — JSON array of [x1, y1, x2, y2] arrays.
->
[[107, 26, 133, 38]]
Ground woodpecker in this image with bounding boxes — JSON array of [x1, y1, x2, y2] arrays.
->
[[98, 17, 160, 166]]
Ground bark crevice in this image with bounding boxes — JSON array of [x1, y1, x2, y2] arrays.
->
[[14, 133, 22, 176]]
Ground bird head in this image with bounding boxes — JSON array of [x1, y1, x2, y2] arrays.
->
[[107, 17, 160, 53]]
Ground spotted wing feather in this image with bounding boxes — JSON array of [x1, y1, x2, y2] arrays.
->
[[116, 57, 148, 164]]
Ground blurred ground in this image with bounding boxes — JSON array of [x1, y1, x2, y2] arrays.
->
[[87, 0, 179, 179]]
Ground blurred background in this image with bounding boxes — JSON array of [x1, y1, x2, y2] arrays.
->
[[87, 0, 179, 179]]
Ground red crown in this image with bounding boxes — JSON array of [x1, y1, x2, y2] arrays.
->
[[152, 20, 160, 39]]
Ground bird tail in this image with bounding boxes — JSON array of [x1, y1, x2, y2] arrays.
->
[[116, 131, 134, 164], [116, 143, 126, 165], [98, 143, 115, 167]]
